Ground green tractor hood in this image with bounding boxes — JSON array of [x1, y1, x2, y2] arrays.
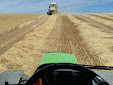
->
[[40, 52, 78, 65]]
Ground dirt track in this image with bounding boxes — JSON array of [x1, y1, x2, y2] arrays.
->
[[0, 14, 113, 76]]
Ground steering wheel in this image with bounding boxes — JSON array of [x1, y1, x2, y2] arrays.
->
[[25, 63, 105, 85]]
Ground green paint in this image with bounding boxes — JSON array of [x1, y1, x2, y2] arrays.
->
[[40, 52, 78, 65]]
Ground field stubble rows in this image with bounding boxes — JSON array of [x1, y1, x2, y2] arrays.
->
[[0, 15, 56, 76], [0, 14, 44, 36], [0, 15, 48, 55], [0, 13, 113, 76], [70, 14, 113, 66]]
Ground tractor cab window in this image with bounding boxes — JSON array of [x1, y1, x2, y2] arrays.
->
[[50, 4, 55, 6]]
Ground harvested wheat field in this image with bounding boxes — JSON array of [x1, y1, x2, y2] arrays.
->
[[0, 14, 48, 55], [0, 14, 45, 35], [0, 13, 113, 76]]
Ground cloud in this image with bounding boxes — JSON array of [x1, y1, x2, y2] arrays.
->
[[56, 0, 113, 13], [11, 0, 23, 5], [0, 0, 49, 13]]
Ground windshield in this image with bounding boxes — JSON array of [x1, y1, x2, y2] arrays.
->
[[0, 0, 113, 85]]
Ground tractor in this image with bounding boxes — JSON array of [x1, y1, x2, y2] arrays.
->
[[0, 52, 113, 85], [47, 2, 58, 15]]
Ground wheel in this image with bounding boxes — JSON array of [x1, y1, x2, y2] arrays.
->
[[19, 74, 29, 84]]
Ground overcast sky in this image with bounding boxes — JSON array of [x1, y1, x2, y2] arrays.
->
[[0, 0, 113, 13]]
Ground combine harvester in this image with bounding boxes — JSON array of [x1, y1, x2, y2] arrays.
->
[[47, 2, 58, 15], [0, 52, 113, 85]]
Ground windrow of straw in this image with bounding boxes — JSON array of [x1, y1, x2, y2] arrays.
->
[[84, 14, 113, 27]]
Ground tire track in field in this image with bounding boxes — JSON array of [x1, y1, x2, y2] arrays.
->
[[40, 15, 62, 53], [0, 15, 48, 55], [60, 16, 100, 65], [87, 14, 113, 22], [73, 14, 113, 32], [40, 15, 100, 65]]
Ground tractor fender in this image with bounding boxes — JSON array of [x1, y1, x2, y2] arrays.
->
[[95, 71, 113, 85], [0, 70, 27, 85]]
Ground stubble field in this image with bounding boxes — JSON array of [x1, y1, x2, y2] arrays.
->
[[0, 13, 113, 76], [0, 14, 44, 36]]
